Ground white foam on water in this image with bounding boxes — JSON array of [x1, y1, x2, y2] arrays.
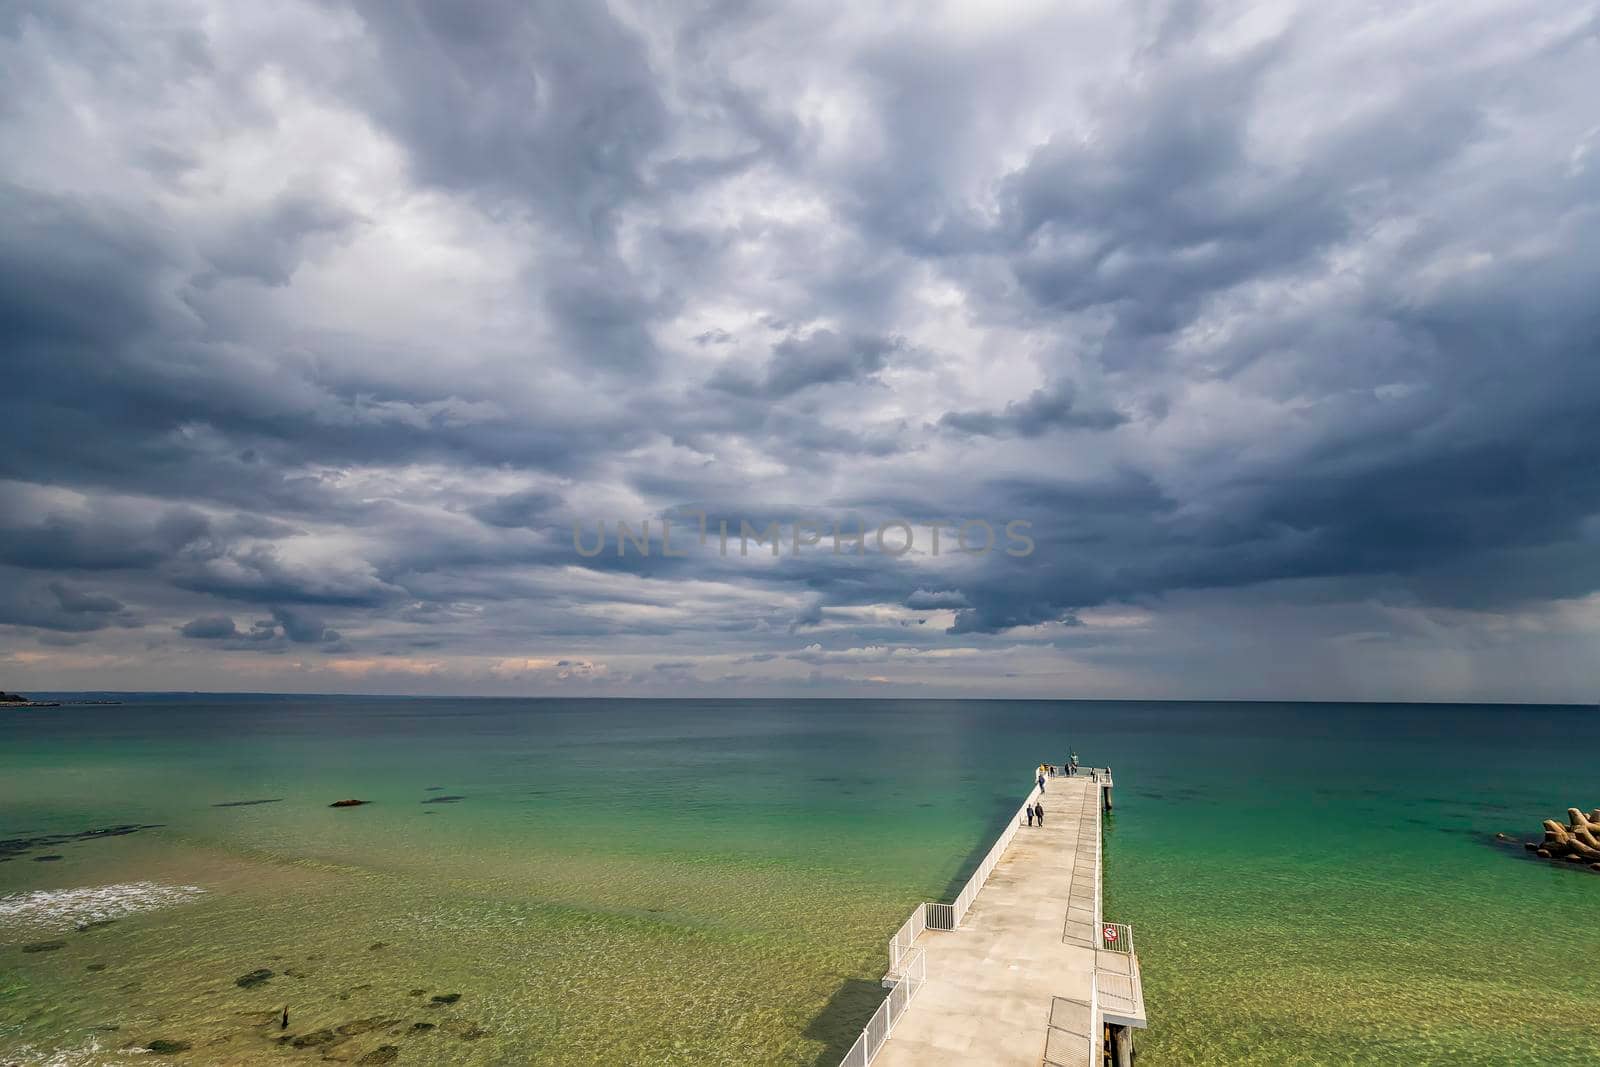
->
[[0, 881, 205, 929]]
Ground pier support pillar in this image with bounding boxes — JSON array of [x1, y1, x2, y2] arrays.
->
[[1111, 1023, 1134, 1067], [1103, 785, 1113, 812]]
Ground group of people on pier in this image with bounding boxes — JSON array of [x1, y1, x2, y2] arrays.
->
[[1025, 751, 1082, 827]]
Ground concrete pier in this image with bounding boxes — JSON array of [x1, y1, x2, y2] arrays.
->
[[847, 768, 1144, 1067]]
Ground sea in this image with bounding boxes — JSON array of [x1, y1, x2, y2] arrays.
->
[[2, 697, 1598, 1065]]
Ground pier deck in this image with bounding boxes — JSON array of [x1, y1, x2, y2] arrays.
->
[[861, 771, 1143, 1066]]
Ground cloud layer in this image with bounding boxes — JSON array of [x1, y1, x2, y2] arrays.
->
[[3, 0, 1599, 701]]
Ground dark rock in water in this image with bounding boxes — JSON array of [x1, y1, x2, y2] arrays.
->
[[407, 989, 426, 997], [358, 1046, 401, 1065], [34, 854, 64, 861], [235, 968, 274, 988], [1524, 842, 1540, 851], [3, 824, 164, 860], [329, 799, 370, 808], [87, 962, 108, 971], [423, 811, 437, 815], [369, 941, 387, 951], [22, 940, 67, 953], [411, 1022, 435, 1031], [213, 798, 284, 807], [420, 795, 464, 804], [1495, 832, 1511, 841], [146, 1039, 192, 1054], [429, 993, 460, 1005], [290, 1028, 339, 1048]]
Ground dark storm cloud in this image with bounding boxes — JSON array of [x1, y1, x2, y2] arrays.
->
[[3, 1, 1598, 700], [0, 574, 141, 633], [0, 497, 212, 572], [708, 331, 902, 399], [938, 380, 1126, 437], [470, 490, 564, 529], [904, 589, 968, 610], [48, 582, 125, 615], [180, 615, 238, 640], [271, 606, 339, 644]]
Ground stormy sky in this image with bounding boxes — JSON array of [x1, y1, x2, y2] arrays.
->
[[3, 1, 1599, 701]]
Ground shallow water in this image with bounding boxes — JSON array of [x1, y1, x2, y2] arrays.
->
[[2, 697, 1597, 1064]]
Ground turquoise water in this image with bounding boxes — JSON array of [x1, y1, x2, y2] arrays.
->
[[2, 697, 1598, 1064]]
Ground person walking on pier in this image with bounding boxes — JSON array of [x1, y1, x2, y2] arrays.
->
[[1037, 772, 1046, 793], [1026, 804, 1034, 826], [1034, 801, 1045, 826]]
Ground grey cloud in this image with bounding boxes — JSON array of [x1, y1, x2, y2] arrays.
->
[[938, 381, 1125, 438], [48, 581, 124, 614], [471, 489, 563, 529], [0, 498, 212, 573], [904, 589, 968, 610], [180, 615, 238, 639], [271, 606, 338, 644], [0, 574, 139, 633], [708, 331, 901, 399], [3, 1, 1598, 700]]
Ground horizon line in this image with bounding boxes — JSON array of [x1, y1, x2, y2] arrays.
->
[[10, 689, 1596, 708]]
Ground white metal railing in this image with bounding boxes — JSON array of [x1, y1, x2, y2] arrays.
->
[[1092, 770, 1104, 929], [1098, 921, 1133, 955], [887, 904, 927, 971], [1090, 971, 1100, 1066], [839, 948, 927, 1067], [1096, 967, 1141, 1022]]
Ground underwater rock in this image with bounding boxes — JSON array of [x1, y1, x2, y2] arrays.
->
[[410, 1022, 435, 1031], [146, 1039, 192, 1054], [429, 993, 460, 1005], [35, 854, 64, 861], [358, 1046, 401, 1065], [289, 1028, 341, 1048], [212, 799, 284, 807], [87, 962, 108, 971], [22, 940, 67, 953], [329, 799, 370, 808], [420, 795, 464, 804], [235, 968, 274, 988], [369, 941, 387, 951]]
